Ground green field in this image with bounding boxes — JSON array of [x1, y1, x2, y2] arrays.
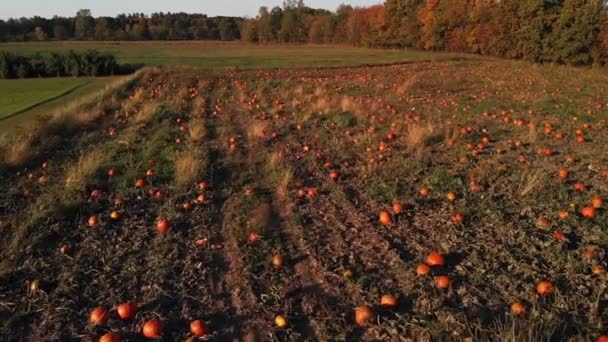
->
[[0, 41, 462, 69], [0, 76, 123, 132], [0, 77, 93, 119]]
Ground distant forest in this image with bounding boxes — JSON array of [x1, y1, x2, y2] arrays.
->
[[1, 0, 608, 66], [0, 10, 242, 42]]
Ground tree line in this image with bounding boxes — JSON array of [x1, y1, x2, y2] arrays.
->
[[243, 0, 608, 66], [0, 10, 242, 41], [0, 50, 125, 79], [1, 1, 607, 66]]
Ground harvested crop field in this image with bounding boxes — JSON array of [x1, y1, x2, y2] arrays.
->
[[0, 59, 607, 341]]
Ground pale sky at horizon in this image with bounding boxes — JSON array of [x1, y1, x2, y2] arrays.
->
[[1, 0, 382, 20]]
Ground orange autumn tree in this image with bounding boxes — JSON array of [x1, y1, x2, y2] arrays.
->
[[346, 5, 385, 46], [238, 0, 608, 66]]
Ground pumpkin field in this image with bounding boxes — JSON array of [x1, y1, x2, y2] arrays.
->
[[1, 59, 608, 341]]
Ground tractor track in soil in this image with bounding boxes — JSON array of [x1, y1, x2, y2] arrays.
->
[[203, 76, 266, 341], [224, 80, 367, 339]]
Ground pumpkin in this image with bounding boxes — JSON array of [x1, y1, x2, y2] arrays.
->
[[379, 211, 392, 225], [117, 302, 137, 320], [142, 320, 163, 338], [416, 264, 430, 276], [446, 192, 456, 202], [190, 320, 208, 337], [591, 197, 604, 208], [99, 332, 120, 342], [89, 307, 109, 325], [354, 306, 375, 326], [157, 219, 171, 233], [511, 302, 525, 316], [536, 281, 554, 296], [581, 207, 597, 219], [110, 211, 121, 221], [275, 315, 288, 328], [452, 213, 464, 224], [426, 252, 445, 267], [435, 275, 450, 289], [419, 187, 430, 197], [272, 254, 284, 269], [380, 295, 398, 309], [135, 178, 146, 188], [392, 202, 403, 214], [88, 215, 99, 227]]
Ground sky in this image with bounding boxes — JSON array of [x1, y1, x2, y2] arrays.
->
[[1, 0, 382, 19]]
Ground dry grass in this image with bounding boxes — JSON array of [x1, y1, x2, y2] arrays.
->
[[265, 150, 294, 215], [275, 169, 293, 204], [135, 102, 158, 123], [65, 148, 110, 189], [396, 76, 418, 95], [517, 169, 548, 196], [403, 122, 443, 158], [309, 96, 332, 115], [188, 119, 206, 141], [174, 147, 203, 188], [340, 96, 361, 114], [191, 96, 207, 117], [246, 120, 267, 142], [491, 317, 564, 342], [3, 136, 34, 167], [528, 124, 538, 142]]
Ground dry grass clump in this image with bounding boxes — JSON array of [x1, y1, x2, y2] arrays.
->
[[394, 122, 447, 160], [65, 148, 110, 189], [188, 119, 206, 141], [396, 76, 418, 95], [404, 122, 441, 152], [309, 96, 332, 115], [135, 102, 158, 123], [275, 169, 293, 204], [517, 169, 548, 197], [3, 136, 34, 167], [528, 124, 538, 143], [174, 147, 203, 188], [265, 150, 294, 213], [247, 121, 267, 142], [340, 96, 360, 113], [191, 96, 207, 117]]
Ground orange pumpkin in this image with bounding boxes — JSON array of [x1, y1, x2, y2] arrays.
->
[[581, 206, 597, 219], [354, 306, 375, 326], [452, 213, 464, 224], [142, 320, 163, 338], [435, 275, 450, 289], [379, 210, 392, 225], [99, 332, 120, 342], [558, 168, 569, 180], [89, 307, 109, 325], [157, 219, 171, 233], [117, 302, 137, 320], [419, 187, 430, 197], [190, 320, 208, 337], [380, 295, 398, 309], [591, 197, 604, 209], [426, 252, 445, 267], [88, 215, 99, 227], [416, 264, 430, 276], [536, 281, 554, 296], [511, 302, 526, 316], [135, 178, 146, 188], [392, 202, 403, 214]]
